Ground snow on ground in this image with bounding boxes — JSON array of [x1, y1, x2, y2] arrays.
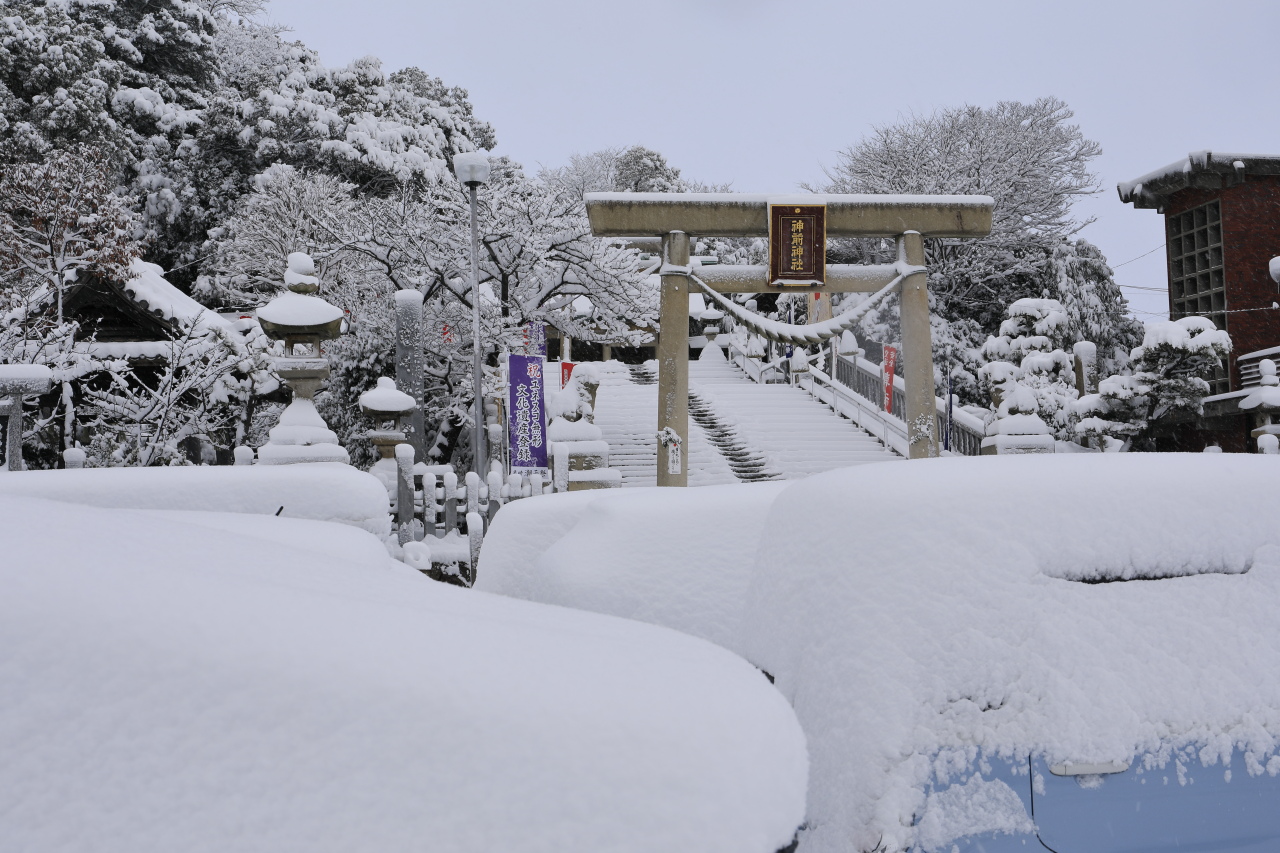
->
[[478, 454, 1280, 853], [0, 463, 391, 537], [0, 493, 807, 853]]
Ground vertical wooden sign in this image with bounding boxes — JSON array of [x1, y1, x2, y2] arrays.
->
[[769, 203, 826, 287]]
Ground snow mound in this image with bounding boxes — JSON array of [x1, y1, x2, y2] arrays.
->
[[477, 454, 1280, 853], [0, 496, 807, 853], [0, 464, 389, 537]]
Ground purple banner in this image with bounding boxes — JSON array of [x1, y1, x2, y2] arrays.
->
[[523, 321, 547, 357], [508, 354, 547, 471]]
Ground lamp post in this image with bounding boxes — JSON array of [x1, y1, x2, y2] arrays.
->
[[454, 150, 491, 480]]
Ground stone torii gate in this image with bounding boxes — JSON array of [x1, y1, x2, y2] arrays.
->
[[585, 192, 993, 485]]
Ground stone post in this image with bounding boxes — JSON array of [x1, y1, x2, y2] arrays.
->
[[422, 472, 438, 538], [465, 470, 480, 516], [485, 470, 503, 530], [466, 510, 483, 585], [395, 443, 415, 545], [899, 231, 938, 459], [657, 230, 690, 486], [394, 289, 426, 462], [1073, 341, 1098, 397], [443, 470, 458, 534], [1, 399, 19, 472]]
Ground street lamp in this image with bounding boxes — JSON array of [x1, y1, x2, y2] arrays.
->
[[454, 150, 491, 480]]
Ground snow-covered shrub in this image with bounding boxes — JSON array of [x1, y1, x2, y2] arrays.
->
[[1076, 316, 1231, 451]]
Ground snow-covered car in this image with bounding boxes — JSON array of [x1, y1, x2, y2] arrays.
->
[[0, 467, 807, 853], [480, 454, 1280, 853], [917, 753, 1280, 852]]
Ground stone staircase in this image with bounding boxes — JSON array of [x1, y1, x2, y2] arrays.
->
[[592, 365, 737, 488], [690, 353, 900, 478], [589, 354, 900, 487]]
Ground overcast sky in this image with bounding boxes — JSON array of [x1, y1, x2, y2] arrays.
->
[[269, 0, 1280, 321]]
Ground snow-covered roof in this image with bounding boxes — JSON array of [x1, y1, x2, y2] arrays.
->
[[123, 259, 238, 337], [1118, 151, 1280, 210]]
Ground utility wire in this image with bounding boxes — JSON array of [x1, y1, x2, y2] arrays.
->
[[1112, 243, 1165, 269]]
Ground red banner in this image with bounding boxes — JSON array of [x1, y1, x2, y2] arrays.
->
[[882, 346, 898, 413], [561, 361, 575, 389]]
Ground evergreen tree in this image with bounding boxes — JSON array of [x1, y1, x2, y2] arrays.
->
[[1076, 317, 1231, 451]]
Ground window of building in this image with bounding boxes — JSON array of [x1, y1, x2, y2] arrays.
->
[[1167, 200, 1229, 393]]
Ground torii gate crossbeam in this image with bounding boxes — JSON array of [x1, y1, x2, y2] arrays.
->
[[585, 192, 993, 485]]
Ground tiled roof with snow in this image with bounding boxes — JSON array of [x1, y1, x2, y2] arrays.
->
[[1118, 151, 1280, 209], [122, 259, 237, 337]]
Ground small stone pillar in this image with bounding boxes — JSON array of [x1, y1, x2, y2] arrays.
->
[[1073, 341, 1098, 397], [395, 443, 415, 545]]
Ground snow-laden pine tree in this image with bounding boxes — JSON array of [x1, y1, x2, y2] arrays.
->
[[978, 298, 1078, 439], [1038, 238, 1143, 376], [1076, 317, 1231, 451]]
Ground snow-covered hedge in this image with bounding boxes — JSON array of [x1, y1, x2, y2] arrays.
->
[[479, 455, 1280, 853]]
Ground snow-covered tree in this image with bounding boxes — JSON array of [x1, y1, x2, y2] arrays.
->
[[76, 318, 278, 467], [816, 98, 1137, 399], [0, 146, 143, 324], [978, 298, 1077, 439], [1076, 317, 1231, 451], [1037, 238, 1142, 375], [205, 157, 652, 465], [0, 2, 495, 284]]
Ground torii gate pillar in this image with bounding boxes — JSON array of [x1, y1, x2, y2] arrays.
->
[[657, 231, 690, 486], [899, 231, 938, 458]]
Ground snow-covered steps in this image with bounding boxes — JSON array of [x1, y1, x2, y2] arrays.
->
[[591, 365, 737, 488], [689, 353, 900, 478], [688, 391, 781, 482]]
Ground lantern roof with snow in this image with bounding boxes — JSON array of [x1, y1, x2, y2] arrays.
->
[[359, 377, 416, 418]]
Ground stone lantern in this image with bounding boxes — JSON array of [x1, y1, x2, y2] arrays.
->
[[359, 377, 416, 498], [1240, 358, 1280, 443], [0, 364, 52, 471], [255, 252, 348, 465]]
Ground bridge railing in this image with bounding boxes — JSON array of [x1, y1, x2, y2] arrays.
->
[[725, 338, 985, 457]]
